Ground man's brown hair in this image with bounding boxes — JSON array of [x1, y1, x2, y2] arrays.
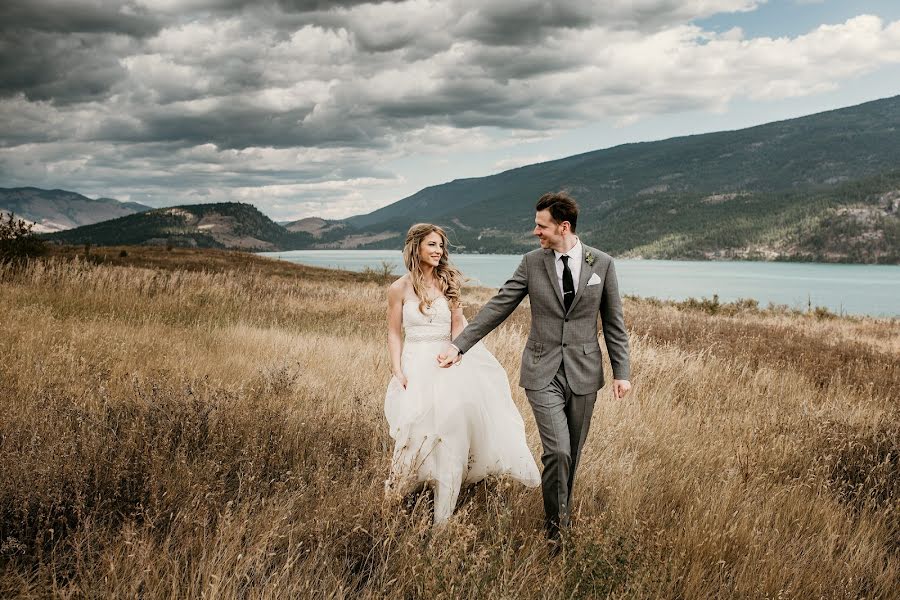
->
[[536, 191, 578, 232]]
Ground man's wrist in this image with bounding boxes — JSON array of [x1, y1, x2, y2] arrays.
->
[[450, 343, 463, 355]]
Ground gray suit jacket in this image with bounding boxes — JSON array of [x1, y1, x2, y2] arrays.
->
[[453, 244, 630, 396]]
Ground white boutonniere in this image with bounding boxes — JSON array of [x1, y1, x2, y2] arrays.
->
[[585, 251, 595, 266]]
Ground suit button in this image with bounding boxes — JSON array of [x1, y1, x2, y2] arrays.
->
[[562, 343, 568, 348]]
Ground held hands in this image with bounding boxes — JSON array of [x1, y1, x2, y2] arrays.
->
[[437, 344, 462, 368], [613, 379, 631, 400]]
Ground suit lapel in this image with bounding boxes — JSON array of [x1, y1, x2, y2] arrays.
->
[[566, 246, 594, 315], [542, 249, 565, 310]]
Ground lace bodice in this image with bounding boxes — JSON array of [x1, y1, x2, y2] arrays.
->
[[403, 295, 451, 344]]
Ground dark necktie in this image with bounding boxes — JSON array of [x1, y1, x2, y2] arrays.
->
[[561, 255, 575, 313]]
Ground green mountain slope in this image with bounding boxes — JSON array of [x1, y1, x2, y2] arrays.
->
[[334, 95, 900, 263], [45, 202, 311, 251]]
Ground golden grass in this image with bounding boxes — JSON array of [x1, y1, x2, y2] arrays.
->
[[1, 247, 898, 598]]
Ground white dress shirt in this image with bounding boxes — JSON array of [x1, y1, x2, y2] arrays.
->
[[553, 237, 583, 299]]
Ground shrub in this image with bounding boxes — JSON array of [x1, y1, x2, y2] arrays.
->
[[813, 305, 836, 320], [361, 260, 397, 281], [679, 294, 721, 315], [0, 212, 45, 263]]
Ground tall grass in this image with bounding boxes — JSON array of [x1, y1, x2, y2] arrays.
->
[[1, 249, 898, 598]]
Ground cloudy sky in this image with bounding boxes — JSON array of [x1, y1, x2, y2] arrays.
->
[[2, 0, 899, 221]]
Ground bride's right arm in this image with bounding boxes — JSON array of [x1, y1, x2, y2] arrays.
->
[[387, 281, 408, 388]]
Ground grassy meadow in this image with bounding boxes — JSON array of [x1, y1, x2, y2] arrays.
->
[[1, 246, 898, 598]]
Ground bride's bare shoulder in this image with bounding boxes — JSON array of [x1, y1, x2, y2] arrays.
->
[[388, 274, 411, 300]]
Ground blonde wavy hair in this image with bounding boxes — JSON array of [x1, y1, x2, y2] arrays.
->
[[403, 223, 464, 314]]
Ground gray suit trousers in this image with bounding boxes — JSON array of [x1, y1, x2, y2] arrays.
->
[[525, 360, 597, 539]]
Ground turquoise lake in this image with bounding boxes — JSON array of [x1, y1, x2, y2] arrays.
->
[[259, 250, 900, 318]]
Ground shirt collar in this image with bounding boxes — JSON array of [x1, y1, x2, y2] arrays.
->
[[554, 237, 582, 263]]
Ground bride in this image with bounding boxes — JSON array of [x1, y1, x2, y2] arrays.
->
[[384, 223, 540, 524]]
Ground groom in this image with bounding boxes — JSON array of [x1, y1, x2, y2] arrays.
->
[[438, 191, 631, 544]]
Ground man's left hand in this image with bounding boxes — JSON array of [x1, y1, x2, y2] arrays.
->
[[613, 379, 631, 400]]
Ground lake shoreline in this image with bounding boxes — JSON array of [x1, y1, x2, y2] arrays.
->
[[287, 247, 899, 266], [259, 249, 900, 318]]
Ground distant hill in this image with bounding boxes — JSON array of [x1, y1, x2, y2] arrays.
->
[[44, 202, 312, 251], [280, 216, 402, 249], [327, 95, 900, 264], [282, 216, 343, 235], [0, 187, 151, 232]]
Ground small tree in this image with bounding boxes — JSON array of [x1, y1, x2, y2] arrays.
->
[[379, 260, 396, 278], [0, 212, 45, 263]]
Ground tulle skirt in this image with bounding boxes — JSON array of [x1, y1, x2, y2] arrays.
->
[[384, 339, 541, 524]]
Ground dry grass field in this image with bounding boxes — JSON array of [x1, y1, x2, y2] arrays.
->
[[1, 246, 898, 598]]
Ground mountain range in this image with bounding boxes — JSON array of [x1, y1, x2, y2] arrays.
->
[[331, 94, 900, 263], [0, 187, 151, 232], [20, 95, 900, 263]]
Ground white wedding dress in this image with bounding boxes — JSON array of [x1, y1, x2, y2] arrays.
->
[[384, 295, 541, 524]]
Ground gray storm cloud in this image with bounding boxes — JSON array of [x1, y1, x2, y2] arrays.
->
[[1, 0, 898, 219]]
